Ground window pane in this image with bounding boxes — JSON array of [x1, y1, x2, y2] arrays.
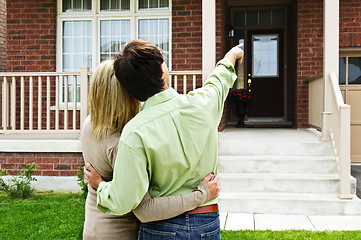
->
[[272, 10, 285, 26], [260, 11, 271, 27], [233, 11, 245, 27], [100, 0, 109, 10], [246, 11, 258, 27], [149, 0, 157, 9], [63, 0, 91, 12], [139, 0, 147, 9], [121, 0, 130, 10], [138, 18, 169, 66], [252, 35, 278, 77], [83, 0, 91, 10], [100, 20, 130, 61], [101, 0, 130, 11], [111, 0, 120, 10], [348, 57, 361, 84], [63, 0, 71, 12], [160, 0, 169, 8], [62, 21, 92, 72], [62, 20, 91, 102], [139, 0, 169, 10], [339, 57, 346, 85]]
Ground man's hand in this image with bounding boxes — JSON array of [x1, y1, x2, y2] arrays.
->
[[224, 43, 244, 67], [83, 162, 104, 190], [202, 173, 220, 200]]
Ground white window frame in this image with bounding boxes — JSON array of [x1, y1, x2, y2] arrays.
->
[[56, 0, 172, 105], [339, 48, 361, 85]]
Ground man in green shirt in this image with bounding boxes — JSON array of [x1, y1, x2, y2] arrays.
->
[[85, 40, 244, 239]]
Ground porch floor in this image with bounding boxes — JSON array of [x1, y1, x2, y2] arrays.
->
[[218, 127, 320, 143]]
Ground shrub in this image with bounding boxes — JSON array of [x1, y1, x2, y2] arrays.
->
[[0, 162, 39, 199], [76, 165, 88, 199]]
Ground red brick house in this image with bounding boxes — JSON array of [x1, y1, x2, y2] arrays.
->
[[0, 0, 360, 213]]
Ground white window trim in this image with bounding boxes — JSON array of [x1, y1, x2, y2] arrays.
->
[[56, 0, 172, 105], [340, 48, 361, 85]]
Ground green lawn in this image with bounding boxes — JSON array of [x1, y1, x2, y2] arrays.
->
[[0, 193, 85, 240], [1, 193, 360, 240]]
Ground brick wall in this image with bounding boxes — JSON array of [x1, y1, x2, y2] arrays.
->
[[6, 0, 56, 72], [297, 0, 361, 128], [0, 0, 6, 72], [0, 152, 83, 176], [171, 0, 203, 94], [339, 0, 361, 47], [297, 0, 323, 128]]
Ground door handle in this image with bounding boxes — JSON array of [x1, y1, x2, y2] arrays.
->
[[247, 79, 251, 89]]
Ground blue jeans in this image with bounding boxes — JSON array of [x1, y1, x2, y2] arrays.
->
[[138, 212, 220, 240]]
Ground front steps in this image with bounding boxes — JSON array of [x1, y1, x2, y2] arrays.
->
[[218, 128, 361, 215]]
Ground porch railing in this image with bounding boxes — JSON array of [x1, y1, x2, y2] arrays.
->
[[328, 72, 352, 199], [309, 72, 352, 199], [0, 69, 202, 134], [307, 74, 323, 129]]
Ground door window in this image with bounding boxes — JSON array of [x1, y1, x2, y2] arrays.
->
[[252, 35, 279, 77]]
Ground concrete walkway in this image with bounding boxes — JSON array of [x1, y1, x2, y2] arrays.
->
[[219, 212, 361, 231]]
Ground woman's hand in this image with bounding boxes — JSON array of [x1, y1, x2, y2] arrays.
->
[[201, 173, 220, 201], [83, 162, 104, 190]]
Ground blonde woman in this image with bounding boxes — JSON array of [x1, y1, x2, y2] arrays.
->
[[81, 60, 220, 240]]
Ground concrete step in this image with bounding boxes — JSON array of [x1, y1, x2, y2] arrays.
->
[[219, 173, 356, 194], [218, 192, 361, 215], [218, 155, 338, 174], [219, 141, 334, 156], [218, 128, 334, 156]]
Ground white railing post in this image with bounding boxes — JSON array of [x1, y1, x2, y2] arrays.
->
[[55, 76, 59, 130], [29, 76, 33, 130], [73, 74, 77, 130], [46, 76, 50, 130], [322, 0, 339, 141], [38, 76, 42, 130], [2, 77, 8, 130], [338, 104, 352, 199], [64, 76, 68, 130], [11, 77, 15, 130], [202, 0, 216, 82], [80, 66, 89, 128], [20, 76, 25, 130]]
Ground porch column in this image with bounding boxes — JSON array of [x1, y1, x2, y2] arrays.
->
[[202, 0, 216, 82], [321, 0, 339, 141]]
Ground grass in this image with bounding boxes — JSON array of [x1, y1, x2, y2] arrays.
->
[[221, 230, 361, 240], [1, 192, 361, 240], [0, 192, 85, 240]]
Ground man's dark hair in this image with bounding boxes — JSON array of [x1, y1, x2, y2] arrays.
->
[[114, 40, 165, 101]]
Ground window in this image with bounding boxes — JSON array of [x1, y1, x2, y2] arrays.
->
[[252, 35, 279, 77], [339, 50, 361, 85], [57, 0, 171, 102], [233, 10, 285, 28]]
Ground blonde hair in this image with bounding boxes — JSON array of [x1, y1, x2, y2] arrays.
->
[[88, 60, 140, 140]]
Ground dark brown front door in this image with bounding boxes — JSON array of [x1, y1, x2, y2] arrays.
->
[[246, 30, 284, 117]]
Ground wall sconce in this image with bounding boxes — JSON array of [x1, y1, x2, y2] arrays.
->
[[227, 25, 234, 38]]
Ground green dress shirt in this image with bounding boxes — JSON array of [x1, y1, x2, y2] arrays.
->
[[97, 59, 237, 215]]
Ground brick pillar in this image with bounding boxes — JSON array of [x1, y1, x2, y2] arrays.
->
[[297, 0, 324, 128], [0, 0, 6, 72]]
